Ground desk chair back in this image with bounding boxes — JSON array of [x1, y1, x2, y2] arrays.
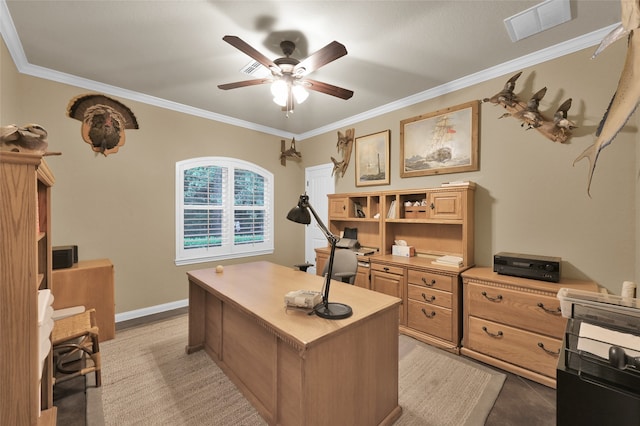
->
[[322, 249, 358, 284]]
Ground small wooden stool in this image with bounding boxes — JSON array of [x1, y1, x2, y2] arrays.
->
[[52, 308, 101, 387]]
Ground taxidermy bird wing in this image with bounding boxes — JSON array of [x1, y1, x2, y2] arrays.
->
[[574, 0, 640, 195], [483, 71, 522, 107], [515, 87, 547, 129], [553, 98, 576, 129], [0, 123, 48, 154], [67, 94, 139, 155]]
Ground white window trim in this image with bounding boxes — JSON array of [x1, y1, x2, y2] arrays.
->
[[175, 157, 274, 266]]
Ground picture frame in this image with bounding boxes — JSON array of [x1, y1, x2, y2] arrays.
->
[[400, 100, 479, 178], [355, 130, 390, 187]]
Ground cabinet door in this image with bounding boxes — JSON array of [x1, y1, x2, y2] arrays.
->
[[328, 197, 349, 218], [315, 251, 328, 276], [427, 191, 462, 220], [371, 269, 404, 324], [354, 265, 369, 289]]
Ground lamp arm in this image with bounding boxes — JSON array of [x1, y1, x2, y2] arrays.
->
[[306, 202, 338, 245], [305, 202, 338, 306]]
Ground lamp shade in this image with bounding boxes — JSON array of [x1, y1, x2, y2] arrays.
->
[[286, 195, 311, 224]]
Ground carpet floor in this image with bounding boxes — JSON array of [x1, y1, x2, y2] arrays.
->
[[92, 314, 505, 425]]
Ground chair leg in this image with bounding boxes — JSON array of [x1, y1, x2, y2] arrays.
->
[[92, 336, 101, 387]]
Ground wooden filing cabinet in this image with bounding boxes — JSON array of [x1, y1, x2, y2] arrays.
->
[[52, 259, 115, 341], [370, 262, 405, 323], [370, 255, 464, 353], [461, 267, 599, 388], [406, 268, 457, 344]]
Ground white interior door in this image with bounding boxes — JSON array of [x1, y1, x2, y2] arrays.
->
[[304, 163, 335, 275]]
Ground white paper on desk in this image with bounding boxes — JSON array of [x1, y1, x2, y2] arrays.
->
[[577, 322, 640, 360]]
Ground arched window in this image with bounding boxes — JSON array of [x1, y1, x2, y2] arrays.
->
[[175, 157, 274, 265]]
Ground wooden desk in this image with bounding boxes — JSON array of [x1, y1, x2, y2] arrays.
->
[[51, 259, 115, 341], [187, 261, 402, 426]]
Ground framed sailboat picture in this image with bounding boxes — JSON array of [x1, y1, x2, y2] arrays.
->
[[355, 130, 390, 187], [400, 100, 479, 177]]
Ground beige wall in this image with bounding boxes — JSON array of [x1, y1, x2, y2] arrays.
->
[[301, 41, 638, 294], [1, 39, 307, 313], [2, 35, 638, 314]]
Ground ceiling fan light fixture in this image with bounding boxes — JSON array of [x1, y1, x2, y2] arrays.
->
[[292, 85, 309, 104], [271, 79, 288, 98]]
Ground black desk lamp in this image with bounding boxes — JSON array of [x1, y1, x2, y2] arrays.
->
[[287, 194, 353, 320]]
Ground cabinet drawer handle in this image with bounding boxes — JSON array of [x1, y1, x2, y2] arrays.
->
[[481, 291, 503, 302], [536, 302, 561, 315], [421, 308, 436, 318], [482, 326, 503, 338], [429, 203, 435, 210], [537, 342, 560, 356], [383, 267, 389, 272], [421, 293, 435, 303], [421, 277, 436, 286]]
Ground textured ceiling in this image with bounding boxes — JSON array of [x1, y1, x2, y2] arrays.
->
[[1, 1, 621, 138]]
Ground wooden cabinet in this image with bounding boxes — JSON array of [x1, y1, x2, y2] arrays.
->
[[426, 190, 463, 220], [0, 152, 57, 425], [328, 196, 350, 218], [370, 262, 405, 323], [318, 184, 475, 353], [383, 185, 475, 265], [461, 267, 599, 388], [371, 256, 463, 352], [354, 262, 369, 289], [52, 259, 115, 341], [326, 192, 382, 251]]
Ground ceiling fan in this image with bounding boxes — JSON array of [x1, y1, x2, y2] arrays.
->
[[218, 35, 354, 115]]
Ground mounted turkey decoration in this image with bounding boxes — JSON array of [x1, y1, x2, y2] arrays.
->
[[218, 36, 353, 115]]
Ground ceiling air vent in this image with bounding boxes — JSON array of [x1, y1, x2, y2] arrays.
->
[[504, 0, 572, 42], [240, 60, 271, 78]]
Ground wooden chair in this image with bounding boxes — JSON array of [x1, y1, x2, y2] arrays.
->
[[52, 308, 101, 387]]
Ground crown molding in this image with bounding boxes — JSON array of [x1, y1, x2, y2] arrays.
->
[[0, 0, 617, 140]]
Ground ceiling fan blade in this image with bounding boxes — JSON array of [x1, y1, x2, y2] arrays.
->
[[294, 41, 347, 76], [303, 79, 354, 100], [222, 35, 278, 71], [218, 79, 270, 90]]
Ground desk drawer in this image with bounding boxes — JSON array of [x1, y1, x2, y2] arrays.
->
[[371, 263, 404, 276], [466, 282, 566, 338], [407, 284, 452, 309], [407, 269, 453, 292], [407, 300, 452, 342], [466, 316, 561, 378]]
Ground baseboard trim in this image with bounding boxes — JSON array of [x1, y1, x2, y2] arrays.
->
[[115, 299, 188, 323]]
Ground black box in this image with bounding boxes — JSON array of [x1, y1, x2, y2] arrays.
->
[[493, 251, 561, 282], [52, 245, 77, 270]]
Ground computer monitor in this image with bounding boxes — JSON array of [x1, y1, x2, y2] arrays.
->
[[343, 227, 357, 240]]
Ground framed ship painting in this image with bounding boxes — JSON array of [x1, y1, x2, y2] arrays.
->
[[355, 130, 390, 187], [400, 100, 479, 177]]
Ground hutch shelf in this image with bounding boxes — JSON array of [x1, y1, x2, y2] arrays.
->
[[1, 152, 57, 425]]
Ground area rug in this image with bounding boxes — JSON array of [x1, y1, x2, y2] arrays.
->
[[93, 314, 505, 425]]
